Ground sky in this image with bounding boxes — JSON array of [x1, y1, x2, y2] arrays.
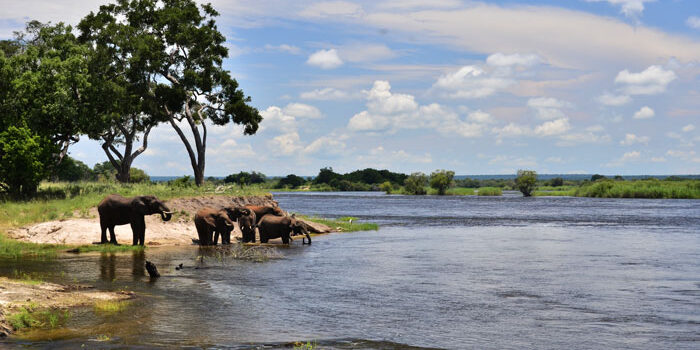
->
[[2, 0, 700, 176]]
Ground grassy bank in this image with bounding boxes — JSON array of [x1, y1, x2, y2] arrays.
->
[[301, 216, 379, 232], [476, 187, 502, 196], [571, 179, 700, 199]]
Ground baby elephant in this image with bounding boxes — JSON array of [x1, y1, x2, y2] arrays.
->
[[258, 214, 311, 245], [194, 207, 234, 245], [225, 207, 257, 243]]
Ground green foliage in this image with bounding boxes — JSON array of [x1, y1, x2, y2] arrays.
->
[[546, 177, 564, 187], [128, 168, 150, 183], [343, 168, 407, 185], [300, 216, 378, 232], [477, 187, 503, 196], [54, 156, 96, 182], [224, 171, 266, 186], [573, 179, 700, 199], [591, 174, 607, 181], [429, 169, 455, 195], [0, 126, 54, 198], [455, 177, 480, 188], [168, 176, 195, 188], [444, 187, 475, 195], [404, 172, 428, 195], [94, 300, 131, 314], [313, 167, 342, 185], [379, 181, 393, 193], [516, 170, 537, 197], [8, 304, 70, 330], [275, 174, 306, 189]]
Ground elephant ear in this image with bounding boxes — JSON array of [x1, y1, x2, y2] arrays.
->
[[133, 198, 148, 215], [241, 208, 251, 216], [203, 214, 217, 227]]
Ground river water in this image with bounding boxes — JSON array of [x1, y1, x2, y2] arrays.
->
[[1, 192, 699, 349]]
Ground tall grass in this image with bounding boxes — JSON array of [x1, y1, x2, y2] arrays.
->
[[476, 187, 502, 196], [299, 216, 379, 232], [573, 179, 700, 199], [7, 303, 70, 330]]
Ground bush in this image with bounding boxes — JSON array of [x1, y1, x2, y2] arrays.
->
[[404, 172, 428, 195], [169, 176, 195, 188], [129, 168, 150, 183], [477, 187, 502, 196], [54, 156, 96, 182], [379, 181, 393, 193], [547, 177, 564, 187], [429, 169, 455, 195], [516, 170, 537, 197], [224, 171, 266, 186], [0, 126, 54, 198]]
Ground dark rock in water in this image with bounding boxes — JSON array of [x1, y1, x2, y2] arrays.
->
[[175, 263, 183, 271], [145, 260, 160, 278]]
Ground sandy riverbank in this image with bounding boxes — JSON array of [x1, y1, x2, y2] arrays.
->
[[7, 195, 332, 246]]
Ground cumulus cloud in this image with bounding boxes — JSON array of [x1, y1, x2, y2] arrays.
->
[[337, 43, 397, 63], [688, 16, 700, 29], [347, 80, 492, 137], [682, 124, 695, 132], [282, 103, 323, 119], [597, 93, 632, 106], [260, 106, 298, 131], [620, 133, 650, 145], [615, 65, 677, 95], [432, 66, 514, 99], [621, 151, 641, 161], [534, 118, 571, 136], [269, 132, 303, 155], [527, 97, 572, 120], [307, 49, 343, 69], [486, 53, 541, 67], [303, 135, 347, 155], [633, 106, 655, 119], [585, 0, 655, 18]]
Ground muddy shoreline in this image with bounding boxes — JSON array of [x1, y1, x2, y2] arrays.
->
[[7, 195, 332, 246]]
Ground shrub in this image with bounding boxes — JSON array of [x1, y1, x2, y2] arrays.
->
[[477, 187, 502, 196], [404, 172, 428, 195], [0, 126, 54, 198], [379, 181, 393, 193], [516, 170, 537, 197], [276, 174, 306, 189], [54, 156, 96, 182]]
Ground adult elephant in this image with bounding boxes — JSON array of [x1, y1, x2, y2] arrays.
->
[[244, 205, 285, 225], [98, 194, 173, 245], [258, 214, 311, 245], [194, 207, 235, 245], [226, 207, 257, 243]]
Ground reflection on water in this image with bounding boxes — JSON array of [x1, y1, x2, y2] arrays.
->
[[2, 193, 699, 349]]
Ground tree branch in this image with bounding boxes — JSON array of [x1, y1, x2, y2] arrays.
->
[[132, 123, 153, 159]]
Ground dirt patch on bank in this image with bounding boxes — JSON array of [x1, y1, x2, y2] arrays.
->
[[0, 277, 132, 337], [7, 195, 331, 246]]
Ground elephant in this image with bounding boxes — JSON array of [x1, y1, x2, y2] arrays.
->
[[98, 194, 172, 245], [257, 214, 311, 245], [226, 207, 257, 243], [194, 207, 235, 245], [244, 205, 285, 225]]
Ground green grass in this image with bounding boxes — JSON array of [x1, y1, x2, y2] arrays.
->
[[300, 216, 378, 232], [533, 190, 575, 196], [11, 270, 46, 285], [572, 179, 700, 199], [7, 303, 70, 330], [476, 187, 502, 196], [293, 341, 318, 350], [445, 187, 476, 195], [67, 244, 145, 254], [93, 300, 131, 314]]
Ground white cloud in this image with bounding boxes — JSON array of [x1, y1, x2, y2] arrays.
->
[[282, 103, 322, 119], [486, 53, 541, 67], [300, 87, 351, 100], [432, 65, 514, 99], [307, 49, 343, 69], [621, 151, 641, 161], [615, 65, 677, 95], [376, 0, 462, 11], [348, 80, 491, 138], [337, 43, 396, 63], [527, 97, 572, 120], [633, 106, 655, 119], [264, 44, 301, 54], [269, 132, 303, 155], [260, 106, 298, 131], [620, 133, 649, 145], [298, 1, 363, 18], [682, 124, 696, 132], [303, 135, 347, 155], [585, 0, 655, 18], [534, 118, 571, 136], [545, 157, 564, 163], [651, 157, 666, 162], [688, 16, 700, 29], [597, 93, 632, 106], [492, 123, 532, 138]]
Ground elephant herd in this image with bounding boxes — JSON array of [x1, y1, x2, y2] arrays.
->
[[97, 194, 311, 246]]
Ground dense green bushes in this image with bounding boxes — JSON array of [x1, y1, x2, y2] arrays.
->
[[477, 187, 502, 196], [572, 179, 700, 199]]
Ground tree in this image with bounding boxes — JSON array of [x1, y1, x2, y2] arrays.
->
[[516, 170, 537, 197], [379, 181, 393, 194], [276, 174, 306, 189], [404, 172, 428, 195], [591, 174, 606, 181], [314, 167, 341, 184], [430, 169, 455, 195], [55, 156, 95, 182], [0, 126, 54, 198], [80, 0, 262, 186], [548, 177, 564, 187]]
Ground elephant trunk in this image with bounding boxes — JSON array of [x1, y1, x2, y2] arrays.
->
[[160, 211, 173, 222]]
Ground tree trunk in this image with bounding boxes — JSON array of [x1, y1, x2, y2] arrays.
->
[[168, 105, 207, 186], [100, 118, 152, 183]]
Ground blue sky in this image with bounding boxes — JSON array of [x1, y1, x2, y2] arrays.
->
[[2, 0, 699, 176]]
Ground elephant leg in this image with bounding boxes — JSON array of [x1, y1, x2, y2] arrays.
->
[[100, 220, 108, 243], [131, 217, 146, 246], [108, 226, 119, 245], [282, 234, 290, 245], [213, 230, 219, 245]]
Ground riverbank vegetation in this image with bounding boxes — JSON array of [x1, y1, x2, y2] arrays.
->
[[299, 216, 379, 232]]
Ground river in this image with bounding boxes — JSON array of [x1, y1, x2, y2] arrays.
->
[[2, 192, 699, 349]]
